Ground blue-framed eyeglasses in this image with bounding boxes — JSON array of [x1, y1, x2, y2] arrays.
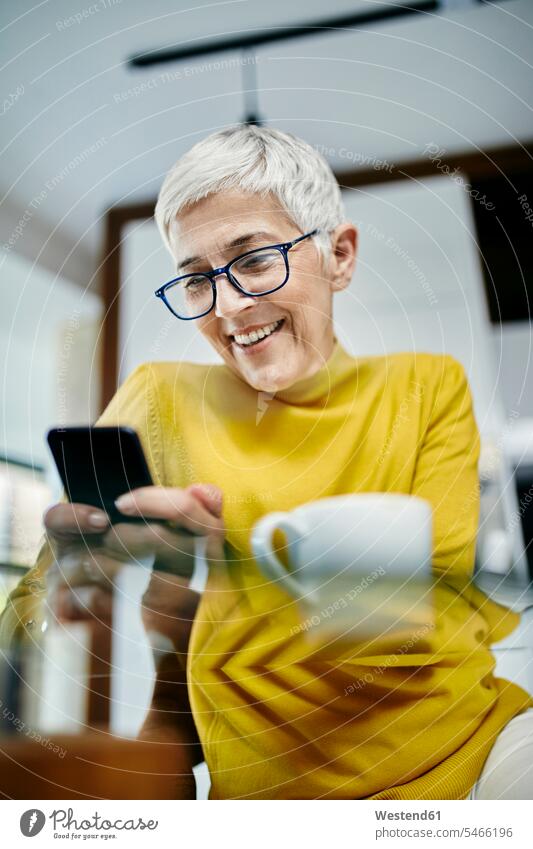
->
[[154, 229, 320, 320]]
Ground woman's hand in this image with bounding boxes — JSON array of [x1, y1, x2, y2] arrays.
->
[[44, 484, 224, 554], [105, 483, 225, 570], [43, 483, 224, 616]]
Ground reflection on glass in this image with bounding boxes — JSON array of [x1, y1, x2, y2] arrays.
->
[[1, 517, 531, 800]]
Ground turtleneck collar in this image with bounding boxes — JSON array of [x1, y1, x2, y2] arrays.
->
[[218, 338, 358, 408], [274, 339, 356, 405]]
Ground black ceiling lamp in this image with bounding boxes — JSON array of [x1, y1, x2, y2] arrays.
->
[[127, 1, 439, 125], [241, 48, 262, 126]]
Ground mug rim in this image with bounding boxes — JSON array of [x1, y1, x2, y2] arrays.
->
[[292, 493, 431, 513]]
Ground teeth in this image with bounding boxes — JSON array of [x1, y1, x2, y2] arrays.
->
[[233, 320, 282, 347]]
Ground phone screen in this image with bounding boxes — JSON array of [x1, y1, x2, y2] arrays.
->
[[47, 426, 153, 522]]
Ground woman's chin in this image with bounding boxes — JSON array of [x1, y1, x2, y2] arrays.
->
[[241, 363, 301, 394]]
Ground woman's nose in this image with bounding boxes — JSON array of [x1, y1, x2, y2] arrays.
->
[[213, 273, 255, 318]]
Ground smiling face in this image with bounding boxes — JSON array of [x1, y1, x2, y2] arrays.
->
[[168, 190, 357, 392]]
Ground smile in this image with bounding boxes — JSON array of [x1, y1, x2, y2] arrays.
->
[[231, 319, 284, 348]]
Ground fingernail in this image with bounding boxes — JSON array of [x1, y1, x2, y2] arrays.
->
[[115, 494, 134, 512], [89, 512, 108, 528]]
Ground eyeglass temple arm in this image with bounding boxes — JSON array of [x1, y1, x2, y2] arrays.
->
[[286, 228, 320, 249]]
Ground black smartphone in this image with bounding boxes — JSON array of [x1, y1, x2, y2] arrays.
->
[[47, 426, 153, 524]]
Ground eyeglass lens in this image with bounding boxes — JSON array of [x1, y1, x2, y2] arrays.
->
[[163, 247, 287, 318]]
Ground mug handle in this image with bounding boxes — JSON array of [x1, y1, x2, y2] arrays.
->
[[251, 512, 309, 598]]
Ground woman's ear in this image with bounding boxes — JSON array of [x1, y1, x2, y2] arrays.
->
[[329, 223, 358, 292]]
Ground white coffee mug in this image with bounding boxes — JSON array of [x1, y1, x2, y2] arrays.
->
[[250, 493, 432, 602]]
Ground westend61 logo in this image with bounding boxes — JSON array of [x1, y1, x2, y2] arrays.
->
[[19, 807, 159, 838]]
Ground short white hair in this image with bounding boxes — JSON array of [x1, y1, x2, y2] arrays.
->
[[154, 125, 346, 264]]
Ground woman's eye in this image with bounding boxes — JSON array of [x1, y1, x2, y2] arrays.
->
[[183, 276, 208, 289], [240, 252, 275, 271]]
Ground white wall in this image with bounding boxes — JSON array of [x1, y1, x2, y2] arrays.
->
[[0, 249, 102, 472]]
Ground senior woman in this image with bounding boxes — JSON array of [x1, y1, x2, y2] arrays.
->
[[1, 126, 531, 800]]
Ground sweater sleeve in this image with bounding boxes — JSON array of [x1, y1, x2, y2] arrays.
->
[[411, 356, 480, 578], [0, 363, 163, 648]]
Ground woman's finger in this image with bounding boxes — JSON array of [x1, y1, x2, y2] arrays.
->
[[114, 487, 224, 536], [187, 483, 223, 518], [103, 522, 197, 564], [44, 502, 110, 535]]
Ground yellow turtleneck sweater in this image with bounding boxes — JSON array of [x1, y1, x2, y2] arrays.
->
[[2, 343, 531, 798]]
